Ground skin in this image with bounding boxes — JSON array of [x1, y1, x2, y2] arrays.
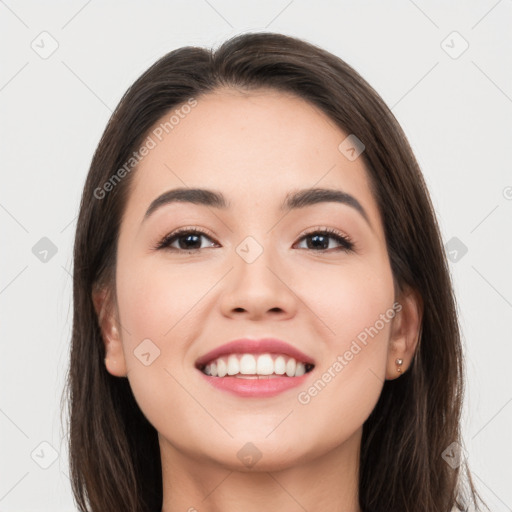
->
[[93, 88, 422, 512]]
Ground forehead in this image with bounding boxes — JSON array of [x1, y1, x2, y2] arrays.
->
[[125, 88, 382, 232]]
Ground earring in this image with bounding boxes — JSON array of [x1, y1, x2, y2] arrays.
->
[[395, 358, 403, 373]]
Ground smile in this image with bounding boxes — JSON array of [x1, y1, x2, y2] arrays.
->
[[197, 353, 315, 398], [195, 337, 316, 397], [200, 353, 315, 378]]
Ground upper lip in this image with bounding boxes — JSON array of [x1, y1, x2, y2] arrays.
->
[[195, 338, 316, 369]]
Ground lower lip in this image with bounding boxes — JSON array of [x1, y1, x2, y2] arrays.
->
[[198, 370, 313, 397]]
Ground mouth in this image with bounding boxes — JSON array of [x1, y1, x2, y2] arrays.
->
[[198, 353, 315, 378], [194, 338, 316, 397]]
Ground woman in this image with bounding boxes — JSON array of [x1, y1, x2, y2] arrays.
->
[[64, 32, 488, 511]]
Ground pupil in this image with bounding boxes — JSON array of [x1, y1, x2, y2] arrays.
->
[[180, 234, 200, 249], [309, 234, 328, 250]]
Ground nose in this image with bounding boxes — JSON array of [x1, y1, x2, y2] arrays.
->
[[219, 242, 298, 321]]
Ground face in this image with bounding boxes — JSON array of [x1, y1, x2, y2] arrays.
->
[[98, 88, 413, 471]]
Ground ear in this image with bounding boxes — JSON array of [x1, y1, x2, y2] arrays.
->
[[385, 285, 423, 380], [92, 284, 128, 378]]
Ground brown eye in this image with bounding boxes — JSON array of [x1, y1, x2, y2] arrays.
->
[[155, 228, 218, 252], [153, 226, 355, 253], [295, 228, 354, 252]]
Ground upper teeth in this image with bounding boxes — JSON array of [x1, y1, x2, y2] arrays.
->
[[202, 353, 312, 378]]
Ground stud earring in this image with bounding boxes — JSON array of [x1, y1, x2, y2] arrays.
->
[[395, 358, 404, 373]]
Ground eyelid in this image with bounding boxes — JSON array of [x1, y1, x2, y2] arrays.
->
[[295, 226, 356, 252], [171, 225, 217, 239], [153, 225, 219, 251], [154, 225, 356, 252], [297, 226, 353, 244]]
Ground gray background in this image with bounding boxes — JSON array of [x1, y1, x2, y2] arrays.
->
[[1, 1, 511, 510]]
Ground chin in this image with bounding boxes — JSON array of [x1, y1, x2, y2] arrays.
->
[[203, 436, 311, 472]]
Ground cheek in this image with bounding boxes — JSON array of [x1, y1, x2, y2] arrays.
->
[[114, 256, 215, 440], [298, 258, 395, 347], [294, 259, 395, 403], [116, 255, 211, 346]]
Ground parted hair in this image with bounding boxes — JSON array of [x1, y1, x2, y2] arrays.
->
[[63, 32, 488, 512]]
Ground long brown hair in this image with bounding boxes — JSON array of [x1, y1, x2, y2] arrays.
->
[[62, 32, 488, 511]]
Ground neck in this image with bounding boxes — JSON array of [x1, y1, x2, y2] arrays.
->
[[159, 428, 362, 512]]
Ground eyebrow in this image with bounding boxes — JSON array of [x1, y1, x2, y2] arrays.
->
[[143, 187, 372, 229]]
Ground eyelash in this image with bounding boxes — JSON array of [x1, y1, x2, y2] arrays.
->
[[153, 226, 356, 254]]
